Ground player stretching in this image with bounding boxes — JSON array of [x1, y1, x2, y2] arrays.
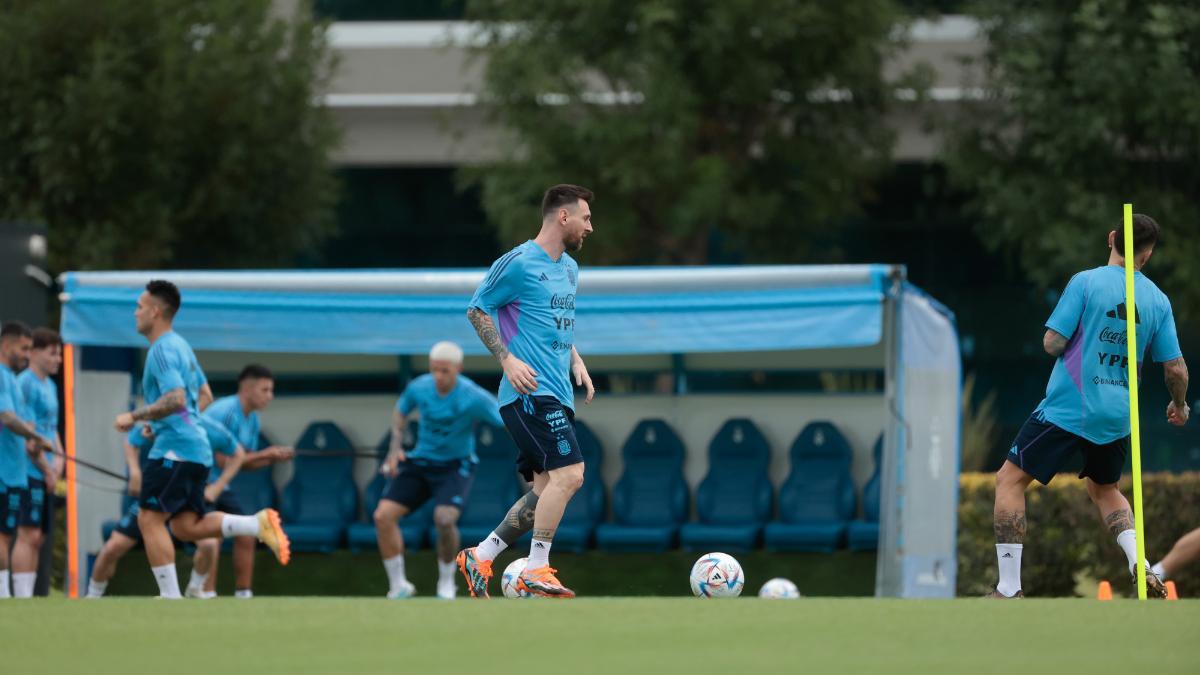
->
[[200, 364, 294, 598], [458, 184, 596, 599], [17, 328, 65, 597], [112, 280, 288, 598], [0, 322, 55, 598], [989, 215, 1187, 598], [375, 341, 503, 599]]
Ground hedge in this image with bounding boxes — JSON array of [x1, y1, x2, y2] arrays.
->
[[958, 471, 1200, 597]]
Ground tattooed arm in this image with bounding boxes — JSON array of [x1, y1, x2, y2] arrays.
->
[[1043, 330, 1069, 358], [468, 307, 537, 394], [1164, 357, 1190, 426], [131, 388, 186, 422]]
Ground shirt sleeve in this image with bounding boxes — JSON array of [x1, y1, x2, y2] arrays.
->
[[469, 252, 525, 314], [396, 385, 416, 415], [147, 345, 185, 394], [128, 425, 153, 453], [1150, 297, 1183, 363], [472, 384, 504, 427], [17, 375, 37, 417], [1045, 273, 1086, 339], [202, 418, 238, 456], [0, 374, 15, 415]]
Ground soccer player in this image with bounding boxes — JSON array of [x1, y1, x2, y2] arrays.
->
[[989, 214, 1187, 599], [87, 419, 242, 598], [457, 184, 596, 599], [200, 364, 294, 598], [0, 321, 55, 599], [185, 416, 246, 598], [17, 328, 65, 597], [375, 341, 503, 599], [1151, 527, 1200, 584], [111, 280, 288, 598]]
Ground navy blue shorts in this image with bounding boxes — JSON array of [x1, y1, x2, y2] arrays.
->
[[18, 483, 50, 531], [139, 458, 209, 517], [113, 501, 142, 541], [1, 488, 18, 535], [382, 458, 475, 511], [206, 489, 246, 516], [1007, 411, 1128, 485], [500, 396, 583, 482]]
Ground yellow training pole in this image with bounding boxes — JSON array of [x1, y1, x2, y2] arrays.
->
[[1122, 203, 1147, 601]]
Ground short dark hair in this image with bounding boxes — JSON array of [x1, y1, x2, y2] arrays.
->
[[31, 328, 61, 350], [1112, 213, 1160, 255], [541, 184, 594, 218], [238, 364, 273, 383], [1, 321, 32, 341], [145, 279, 181, 319]]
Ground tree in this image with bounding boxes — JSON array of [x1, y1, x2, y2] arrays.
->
[[461, 0, 915, 265], [947, 1, 1200, 315], [0, 0, 340, 272]]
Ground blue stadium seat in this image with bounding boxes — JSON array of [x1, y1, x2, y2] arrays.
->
[[595, 420, 688, 552], [347, 426, 431, 552], [430, 423, 522, 547], [227, 430, 281, 517], [280, 422, 358, 552], [764, 421, 856, 552], [847, 435, 883, 551], [680, 419, 772, 552]]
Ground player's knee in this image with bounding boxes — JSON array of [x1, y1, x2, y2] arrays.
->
[[1086, 480, 1117, 503], [551, 463, 585, 494], [995, 462, 1027, 492], [433, 506, 460, 529], [374, 502, 402, 527], [21, 528, 44, 549]]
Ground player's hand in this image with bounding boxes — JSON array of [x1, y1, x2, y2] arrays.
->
[[204, 483, 222, 504], [140, 425, 154, 440], [1167, 400, 1190, 426], [270, 446, 295, 463], [572, 360, 595, 404], [128, 470, 142, 498], [31, 435, 53, 453], [381, 451, 404, 477], [44, 471, 57, 494], [502, 355, 539, 395], [113, 412, 135, 433]]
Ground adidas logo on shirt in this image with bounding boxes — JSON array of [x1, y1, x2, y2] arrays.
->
[[538, 273, 549, 282], [1105, 302, 1140, 324]]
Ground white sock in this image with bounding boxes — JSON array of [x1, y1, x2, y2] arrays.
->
[[1116, 529, 1139, 573], [996, 544, 1022, 597], [12, 572, 36, 598], [1151, 561, 1167, 581], [234, 589, 253, 599], [438, 560, 456, 583], [0, 570, 10, 598], [475, 531, 507, 562], [87, 578, 108, 598], [383, 554, 408, 591], [528, 538, 552, 569], [151, 563, 182, 599], [187, 569, 209, 591], [221, 514, 260, 538]]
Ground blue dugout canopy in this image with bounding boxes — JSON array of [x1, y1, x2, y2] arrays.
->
[[58, 264, 961, 599]]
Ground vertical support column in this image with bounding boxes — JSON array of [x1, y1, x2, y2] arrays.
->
[[63, 343, 79, 599]]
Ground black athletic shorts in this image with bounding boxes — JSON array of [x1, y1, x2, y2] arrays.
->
[[139, 458, 209, 517], [113, 501, 142, 541], [1, 487, 20, 534], [1007, 411, 1128, 485], [18, 483, 49, 531], [205, 488, 246, 516], [500, 395, 583, 482], [382, 458, 475, 511]]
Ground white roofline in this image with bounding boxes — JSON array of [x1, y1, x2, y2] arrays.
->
[[63, 265, 893, 296]]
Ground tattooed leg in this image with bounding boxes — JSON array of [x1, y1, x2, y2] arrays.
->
[[493, 490, 539, 545]]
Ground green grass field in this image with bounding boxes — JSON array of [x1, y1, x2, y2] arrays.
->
[[2, 597, 1196, 674]]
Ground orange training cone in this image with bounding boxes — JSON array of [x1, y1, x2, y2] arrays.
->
[[1097, 580, 1113, 600], [1165, 581, 1178, 600]]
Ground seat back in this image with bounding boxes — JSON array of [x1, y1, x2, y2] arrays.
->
[[560, 419, 605, 527], [695, 419, 772, 525], [459, 424, 521, 527], [778, 421, 856, 524], [611, 419, 688, 527], [280, 422, 358, 524], [226, 430, 279, 514], [861, 435, 883, 523]]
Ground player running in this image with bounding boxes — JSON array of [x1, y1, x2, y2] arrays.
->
[[989, 215, 1188, 598], [457, 184, 596, 599], [375, 341, 503, 599], [0, 321, 55, 599], [111, 280, 288, 598], [199, 364, 294, 598], [16, 328, 64, 597]]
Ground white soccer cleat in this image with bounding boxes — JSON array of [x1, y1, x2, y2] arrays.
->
[[387, 580, 416, 599]]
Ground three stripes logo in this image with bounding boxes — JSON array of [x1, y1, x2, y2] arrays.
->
[[538, 273, 549, 282], [1105, 302, 1140, 324]]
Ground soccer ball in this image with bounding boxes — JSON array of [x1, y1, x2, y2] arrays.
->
[[501, 557, 532, 598], [758, 577, 801, 599], [689, 552, 744, 598]]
